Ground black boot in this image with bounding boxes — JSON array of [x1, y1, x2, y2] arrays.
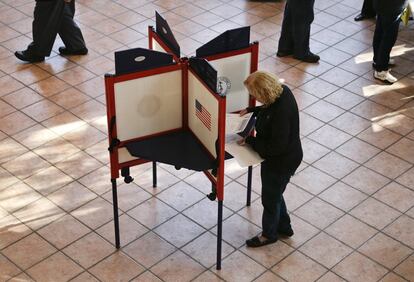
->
[[14, 50, 44, 63]]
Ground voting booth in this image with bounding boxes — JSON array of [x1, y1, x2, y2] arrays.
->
[[105, 12, 259, 270]]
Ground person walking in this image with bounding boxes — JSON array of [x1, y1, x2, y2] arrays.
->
[[354, 0, 376, 21], [372, 0, 408, 84], [15, 0, 88, 63], [277, 0, 320, 63], [238, 71, 303, 247]]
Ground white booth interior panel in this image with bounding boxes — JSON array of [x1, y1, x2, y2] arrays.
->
[[118, 147, 138, 163], [209, 53, 251, 113], [188, 72, 219, 158], [152, 39, 168, 54], [114, 70, 182, 142]]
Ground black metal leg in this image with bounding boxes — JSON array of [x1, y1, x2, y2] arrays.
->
[[216, 200, 223, 270], [152, 161, 157, 188], [111, 178, 120, 249], [247, 166, 252, 206]]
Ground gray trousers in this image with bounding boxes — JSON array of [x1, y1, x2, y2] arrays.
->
[[28, 0, 86, 56]]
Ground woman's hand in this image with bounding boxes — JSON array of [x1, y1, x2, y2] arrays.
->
[[237, 138, 246, 146], [239, 109, 248, 116]]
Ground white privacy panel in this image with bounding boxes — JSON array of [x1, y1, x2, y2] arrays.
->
[[209, 52, 251, 113], [188, 72, 219, 158], [152, 38, 168, 54], [114, 70, 182, 141]]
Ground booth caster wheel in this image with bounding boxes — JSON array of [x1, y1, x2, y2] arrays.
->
[[207, 192, 217, 201], [124, 175, 134, 184]]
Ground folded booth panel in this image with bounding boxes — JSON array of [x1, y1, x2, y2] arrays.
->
[[209, 52, 252, 113], [188, 71, 220, 159], [114, 70, 182, 142]]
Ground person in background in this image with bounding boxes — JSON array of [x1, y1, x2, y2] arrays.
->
[[354, 0, 376, 21], [277, 0, 320, 63], [372, 0, 408, 84], [238, 71, 303, 248], [15, 0, 87, 63]]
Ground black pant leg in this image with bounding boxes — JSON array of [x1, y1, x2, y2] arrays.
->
[[291, 21, 311, 58], [58, 1, 86, 50], [260, 162, 291, 240], [373, 13, 401, 71], [361, 0, 375, 16], [27, 2, 58, 56], [277, 2, 294, 52]]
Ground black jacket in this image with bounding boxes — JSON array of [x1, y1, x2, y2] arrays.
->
[[373, 0, 408, 15], [246, 85, 303, 175]]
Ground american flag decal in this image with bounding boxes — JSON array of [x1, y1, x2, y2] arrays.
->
[[195, 99, 211, 131]]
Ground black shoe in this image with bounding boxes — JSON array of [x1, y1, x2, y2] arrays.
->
[[14, 51, 44, 63], [59, 47, 88, 56], [295, 52, 320, 63], [278, 227, 294, 237], [246, 236, 277, 248], [277, 50, 293, 57], [354, 13, 375, 21]]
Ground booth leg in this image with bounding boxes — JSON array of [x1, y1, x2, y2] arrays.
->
[[111, 179, 120, 249], [216, 200, 223, 270], [247, 166, 252, 206], [152, 161, 157, 188]]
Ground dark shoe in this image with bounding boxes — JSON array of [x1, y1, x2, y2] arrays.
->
[[278, 227, 294, 237], [295, 52, 320, 63], [276, 50, 293, 57], [14, 51, 44, 63], [246, 236, 277, 248], [354, 13, 375, 21], [59, 47, 88, 56]]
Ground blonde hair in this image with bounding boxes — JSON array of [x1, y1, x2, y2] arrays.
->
[[244, 71, 283, 106]]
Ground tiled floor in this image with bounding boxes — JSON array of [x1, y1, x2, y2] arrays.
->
[[0, 0, 413, 281]]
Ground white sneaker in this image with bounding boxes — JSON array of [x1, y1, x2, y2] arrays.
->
[[374, 70, 397, 84]]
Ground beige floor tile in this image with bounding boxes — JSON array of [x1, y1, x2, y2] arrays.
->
[[56, 66, 95, 86], [62, 232, 114, 268], [69, 272, 99, 282], [0, 166, 18, 190], [319, 181, 368, 211], [237, 199, 263, 227], [325, 89, 365, 111], [10, 65, 50, 85], [365, 152, 411, 179], [314, 151, 360, 179], [291, 166, 336, 195], [8, 272, 35, 282], [342, 166, 390, 195], [300, 232, 353, 268], [351, 100, 392, 120], [387, 138, 414, 164], [350, 198, 401, 230], [309, 124, 352, 150], [123, 231, 176, 268], [325, 214, 377, 248], [2, 87, 43, 110], [127, 197, 177, 229], [283, 183, 314, 211], [184, 198, 233, 229], [70, 197, 114, 229], [0, 75, 24, 97], [75, 76, 105, 98], [2, 151, 50, 180], [320, 67, 358, 87], [0, 181, 41, 213], [24, 166, 72, 196], [379, 272, 407, 282], [294, 197, 344, 229], [29, 76, 70, 97], [222, 181, 259, 211], [299, 112, 325, 136], [396, 167, 414, 190], [97, 213, 148, 246], [280, 214, 319, 248], [212, 251, 266, 282], [37, 56, 77, 75], [217, 214, 261, 248], [304, 100, 345, 123], [21, 100, 65, 122], [47, 181, 96, 212], [279, 67, 314, 88], [0, 254, 21, 282], [102, 182, 151, 212], [55, 151, 102, 179], [2, 233, 56, 270], [34, 137, 80, 164], [37, 214, 90, 249], [0, 214, 31, 250], [130, 271, 163, 282], [183, 232, 234, 268], [41, 111, 87, 136], [89, 252, 144, 282], [0, 138, 28, 164], [358, 233, 412, 269], [384, 215, 414, 249], [154, 214, 205, 248], [78, 166, 111, 195], [357, 125, 402, 150], [336, 138, 380, 164], [253, 271, 284, 282], [317, 271, 346, 282], [157, 181, 204, 212], [12, 124, 58, 150], [373, 182, 414, 213], [333, 252, 388, 282], [242, 239, 294, 268], [26, 252, 83, 282], [49, 88, 91, 109], [272, 251, 326, 282], [394, 254, 414, 281], [375, 113, 414, 136], [0, 111, 36, 135]]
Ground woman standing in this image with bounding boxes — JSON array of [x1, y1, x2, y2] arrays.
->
[[239, 71, 303, 247]]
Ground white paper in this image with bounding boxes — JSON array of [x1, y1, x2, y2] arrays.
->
[[225, 141, 264, 167], [226, 113, 253, 135]]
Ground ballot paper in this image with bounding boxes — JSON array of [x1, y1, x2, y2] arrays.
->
[[225, 113, 263, 167]]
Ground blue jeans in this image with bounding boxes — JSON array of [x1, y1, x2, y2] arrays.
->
[[373, 13, 401, 71], [260, 161, 291, 240]]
